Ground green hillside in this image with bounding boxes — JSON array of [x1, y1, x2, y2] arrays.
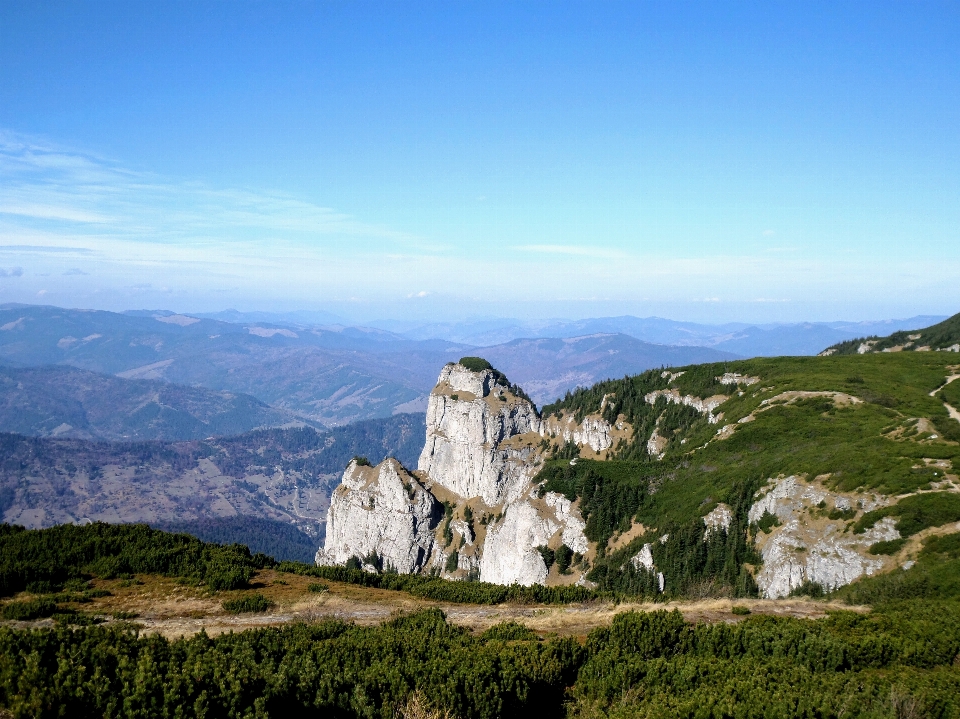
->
[[540, 351, 960, 597], [823, 311, 960, 355]]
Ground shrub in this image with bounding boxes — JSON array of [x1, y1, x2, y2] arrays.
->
[[480, 621, 540, 642], [222, 593, 274, 614], [756, 510, 781, 533], [0, 522, 262, 597], [458, 357, 493, 373], [537, 546, 555, 570], [869, 539, 907, 555], [2, 598, 58, 620], [307, 582, 329, 593], [789, 581, 825, 598]]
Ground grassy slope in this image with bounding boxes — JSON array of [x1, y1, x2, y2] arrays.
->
[[825, 311, 960, 355], [548, 352, 959, 524], [538, 352, 960, 595]]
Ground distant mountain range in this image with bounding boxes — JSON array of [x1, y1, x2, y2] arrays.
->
[[0, 413, 426, 540], [369, 314, 948, 356], [0, 304, 949, 423], [0, 364, 311, 441], [0, 304, 463, 426], [0, 304, 731, 420]]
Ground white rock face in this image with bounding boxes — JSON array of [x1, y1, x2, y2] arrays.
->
[[480, 500, 554, 585], [748, 475, 897, 598], [630, 544, 665, 592], [644, 388, 727, 424], [318, 361, 611, 586], [544, 492, 590, 554], [718, 373, 759, 386], [540, 414, 614, 453], [316, 459, 440, 573], [418, 363, 543, 505], [631, 543, 655, 571], [703, 503, 733, 536]]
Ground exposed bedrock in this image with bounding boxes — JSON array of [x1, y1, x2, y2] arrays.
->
[[315, 458, 440, 573], [748, 475, 897, 598], [418, 362, 543, 506], [318, 360, 595, 585]]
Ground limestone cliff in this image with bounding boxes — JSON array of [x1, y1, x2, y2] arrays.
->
[[317, 360, 592, 585], [747, 475, 899, 598], [315, 458, 440, 573], [418, 362, 542, 506]]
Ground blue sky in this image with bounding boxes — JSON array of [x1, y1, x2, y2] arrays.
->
[[0, 1, 958, 323]]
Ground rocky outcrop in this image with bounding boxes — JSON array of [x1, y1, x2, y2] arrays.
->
[[703, 503, 733, 535], [544, 491, 590, 555], [748, 475, 896, 598], [418, 363, 543, 505], [318, 360, 595, 586], [644, 388, 727, 424], [480, 500, 555, 585], [540, 414, 614, 453], [630, 544, 665, 592], [315, 459, 440, 573]]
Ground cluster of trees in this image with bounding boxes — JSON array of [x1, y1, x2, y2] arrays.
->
[[584, 477, 761, 598], [535, 458, 759, 598], [2, 601, 959, 717], [150, 516, 320, 563], [0, 523, 268, 597], [3, 521, 960, 716], [536, 460, 651, 550]]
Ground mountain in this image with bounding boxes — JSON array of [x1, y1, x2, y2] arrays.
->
[[188, 308, 347, 326], [319, 351, 960, 599], [0, 304, 735, 422], [478, 334, 739, 405], [0, 364, 311, 441], [822, 311, 960, 355], [0, 412, 426, 543], [4, 303, 950, 428], [371, 314, 948, 356], [0, 304, 466, 425]]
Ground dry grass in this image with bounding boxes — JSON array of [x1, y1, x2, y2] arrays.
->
[[396, 693, 457, 719], [0, 568, 862, 640]]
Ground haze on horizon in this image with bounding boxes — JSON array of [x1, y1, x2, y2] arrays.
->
[[1, 2, 958, 326]]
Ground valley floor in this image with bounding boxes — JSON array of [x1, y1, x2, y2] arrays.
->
[[0, 569, 859, 640]]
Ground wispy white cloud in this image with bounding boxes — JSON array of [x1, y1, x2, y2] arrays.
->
[[0, 202, 112, 223], [511, 244, 628, 259], [0, 130, 419, 252], [0, 244, 95, 254]]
